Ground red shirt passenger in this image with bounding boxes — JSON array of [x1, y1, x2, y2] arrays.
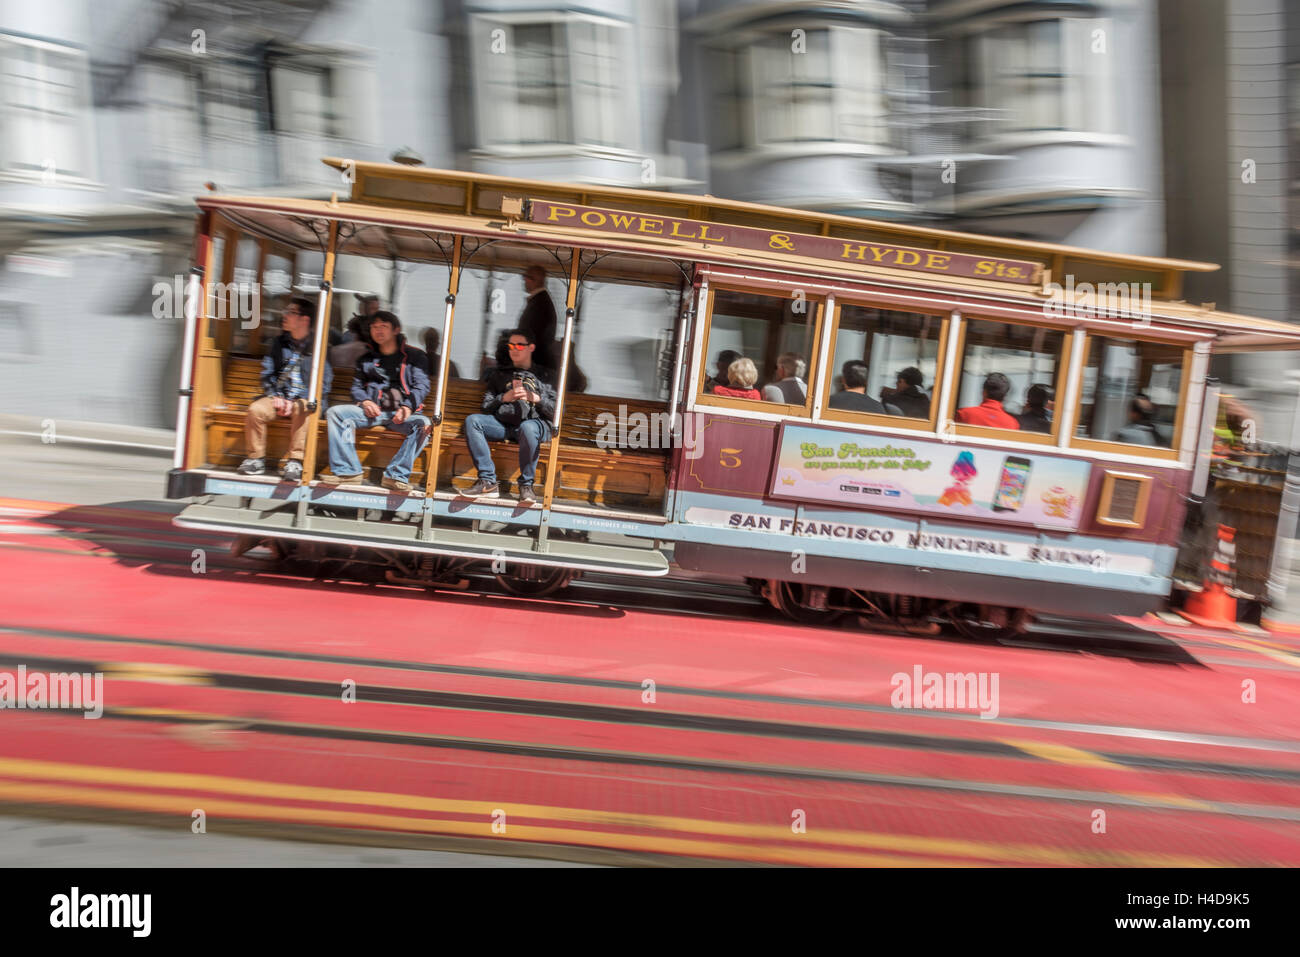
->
[[956, 372, 1020, 429]]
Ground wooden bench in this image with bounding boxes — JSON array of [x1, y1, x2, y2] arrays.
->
[[203, 357, 669, 509]]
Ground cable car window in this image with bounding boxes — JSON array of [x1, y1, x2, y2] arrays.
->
[[954, 319, 1066, 433], [204, 233, 226, 339], [701, 288, 818, 409], [825, 305, 941, 422], [255, 251, 294, 353], [1076, 336, 1184, 448], [229, 237, 261, 353]]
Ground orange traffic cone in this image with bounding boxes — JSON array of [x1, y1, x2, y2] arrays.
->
[[1181, 524, 1238, 625]]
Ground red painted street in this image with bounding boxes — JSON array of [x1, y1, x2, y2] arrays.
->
[[2, 497, 1299, 866]]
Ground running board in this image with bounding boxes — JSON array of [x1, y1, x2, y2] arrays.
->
[[173, 503, 670, 576]]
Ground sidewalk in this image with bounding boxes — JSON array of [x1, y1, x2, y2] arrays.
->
[[0, 414, 174, 507], [1261, 537, 1300, 637], [0, 412, 175, 455]]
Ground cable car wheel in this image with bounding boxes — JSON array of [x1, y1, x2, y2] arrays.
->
[[492, 564, 577, 598], [763, 580, 846, 625], [947, 604, 1031, 642]]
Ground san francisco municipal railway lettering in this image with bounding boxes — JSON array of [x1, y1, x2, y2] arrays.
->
[[527, 200, 1043, 285], [706, 509, 1111, 568]]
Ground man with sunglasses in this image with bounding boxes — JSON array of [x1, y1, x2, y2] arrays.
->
[[459, 329, 557, 504], [237, 297, 331, 482]]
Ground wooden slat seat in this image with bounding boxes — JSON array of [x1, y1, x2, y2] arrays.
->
[[203, 358, 669, 508]]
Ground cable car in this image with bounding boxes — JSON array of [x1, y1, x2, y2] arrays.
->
[[165, 159, 1300, 637]]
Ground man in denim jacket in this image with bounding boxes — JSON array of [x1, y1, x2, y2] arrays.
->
[[238, 297, 332, 482], [322, 312, 431, 492]]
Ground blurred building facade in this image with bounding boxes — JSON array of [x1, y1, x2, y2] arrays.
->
[[0, 0, 1293, 429]]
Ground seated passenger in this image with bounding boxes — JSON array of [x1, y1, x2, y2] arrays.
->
[[458, 329, 557, 505], [1016, 383, 1054, 433], [329, 314, 372, 369], [422, 326, 462, 380], [346, 293, 380, 339], [704, 350, 742, 393], [956, 372, 1019, 429], [238, 297, 332, 482], [321, 311, 432, 492], [1114, 394, 1164, 446], [712, 357, 762, 400], [880, 366, 930, 418], [762, 353, 807, 404], [828, 361, 886, 414]]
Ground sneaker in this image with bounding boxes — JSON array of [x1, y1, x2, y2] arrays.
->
[[517, 483, 537, 506], [236, 458, 265, 475], [319, 471, 364, 485], [457, 478, 499, 499], [381, 475, 412, 493], [280, 460, 303, 482]]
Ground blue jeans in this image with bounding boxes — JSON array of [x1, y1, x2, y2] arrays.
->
[[326, 404, 431, 482], [464, 414, 551, 485]]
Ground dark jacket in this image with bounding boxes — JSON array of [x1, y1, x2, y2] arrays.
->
[[1016, 408, 1053, 433], [828, 390, 885, 414], [1114, 421, 1166, 447], [480, 362, 557, 428], [519, 289, 558, 369], [260, 331, 332, 403], [884, 385, 931, 419], [350, 339, 431, 411]]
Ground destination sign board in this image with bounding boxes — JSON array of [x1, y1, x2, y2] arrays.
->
[[527, 200, 1044, 285]]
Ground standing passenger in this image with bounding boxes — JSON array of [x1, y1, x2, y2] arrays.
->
[[518, 266, 558, 370]]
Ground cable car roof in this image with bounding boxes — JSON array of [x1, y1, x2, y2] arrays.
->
[[192, 157, 1300, 347]]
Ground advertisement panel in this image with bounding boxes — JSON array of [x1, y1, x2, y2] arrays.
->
[[770, 424, 1092, 531]]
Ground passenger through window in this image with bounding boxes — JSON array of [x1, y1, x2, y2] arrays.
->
[[702, 288, 818, 407], [954, 319, 1065, 433], [825, 305, 941, 420], [1076, 336, 1184, 448]]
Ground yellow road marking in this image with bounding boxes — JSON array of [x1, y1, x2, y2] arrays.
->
[[0, 754, 1229, 868], [0, 779, 972, 868], [1117, 791, 1217, 812], [1003, 739, 1125, 770], [1208, 635, 1300, 668], [99, 664, 214, 686]]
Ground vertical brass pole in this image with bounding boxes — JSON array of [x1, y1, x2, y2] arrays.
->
[[297, 219, 341, 499], [421, 235, 462, 497], [538, 248, 580, 529]]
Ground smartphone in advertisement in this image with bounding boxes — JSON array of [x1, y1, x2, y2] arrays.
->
[[992, 456, 1032, 512]]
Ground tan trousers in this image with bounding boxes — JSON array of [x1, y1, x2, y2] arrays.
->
[[245, 397, 311, 461]]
